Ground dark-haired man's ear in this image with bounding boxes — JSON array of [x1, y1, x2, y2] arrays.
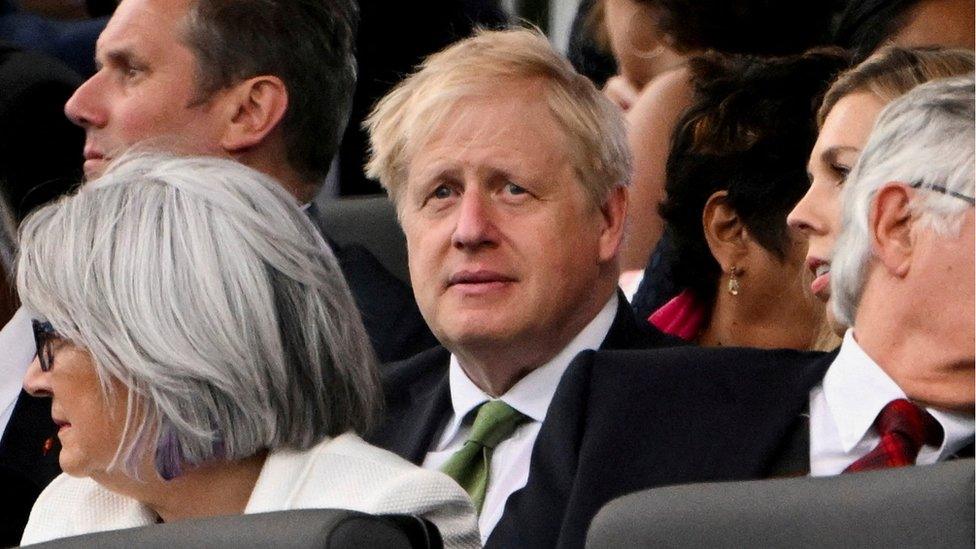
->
[[220, 75, 289, 152], [870, 183, 915, 278], [703, 190, 747, 268]]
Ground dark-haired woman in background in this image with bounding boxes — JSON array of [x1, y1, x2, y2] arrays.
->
[[645, 50, 849, 350], [615, 0, 842, 274], [834, 0, 974, 62]]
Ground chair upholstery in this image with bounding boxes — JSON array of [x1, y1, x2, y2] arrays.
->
[[317, 195, 409, 285], [586, 459, 975, 549], [28, 509, 443, 549]]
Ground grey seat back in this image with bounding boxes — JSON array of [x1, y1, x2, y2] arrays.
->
[[29, 509, 443, 549], [317, 195, 409, 284], [586, 459, 975, 549]]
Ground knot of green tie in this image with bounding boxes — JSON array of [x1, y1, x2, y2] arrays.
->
[[440, 400, 528, 513]]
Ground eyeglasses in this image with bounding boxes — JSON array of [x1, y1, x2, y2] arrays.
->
[[909, 181, 975, 206], [32, 320, 57, 372]]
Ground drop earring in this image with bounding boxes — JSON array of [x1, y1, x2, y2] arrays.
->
[[727, 266, 740, 296]]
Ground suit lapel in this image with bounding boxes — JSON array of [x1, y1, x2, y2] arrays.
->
[[368, 347, 453, 465], [490, 347, 835, 549], [396, 375, 451, 464], [765, 408, 811, 478]]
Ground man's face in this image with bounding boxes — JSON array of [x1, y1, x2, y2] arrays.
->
[[864, 193, 975, 411], [910, 206, 975, 365], [400, 82, 622, 360], [65, 0, 229, 179]]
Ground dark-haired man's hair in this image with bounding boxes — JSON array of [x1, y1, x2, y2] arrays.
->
[[182, 0, 358, 184]]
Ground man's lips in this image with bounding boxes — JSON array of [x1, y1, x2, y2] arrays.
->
[[447, 270, 516, 293], [53, 418, 71, 432]]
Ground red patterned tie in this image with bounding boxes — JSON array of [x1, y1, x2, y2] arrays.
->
[[844, 399, 944, 473]]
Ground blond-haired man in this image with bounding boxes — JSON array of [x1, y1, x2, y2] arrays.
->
[[363, 28, 677, 545]]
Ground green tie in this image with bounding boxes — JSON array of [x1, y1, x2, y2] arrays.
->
[[440, 400, 528, 513]]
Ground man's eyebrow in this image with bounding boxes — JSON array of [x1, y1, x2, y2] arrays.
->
[[99, 48, 141, 69]]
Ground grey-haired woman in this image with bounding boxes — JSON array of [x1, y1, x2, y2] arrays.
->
[[18, 154, 478, 547]]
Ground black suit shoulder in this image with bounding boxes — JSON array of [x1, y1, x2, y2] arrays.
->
[[603, 295, 684, 351], [488, 346, 835, 549], [599, 289, 686, 352]]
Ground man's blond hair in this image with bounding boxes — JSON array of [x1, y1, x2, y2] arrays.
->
[[364, 27, 631, 210]]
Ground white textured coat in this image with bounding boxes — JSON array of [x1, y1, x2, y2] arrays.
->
[[21, 433, 480, 548]]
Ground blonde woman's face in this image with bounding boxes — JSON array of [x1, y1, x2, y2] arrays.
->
[[787, 92, 887, 330]]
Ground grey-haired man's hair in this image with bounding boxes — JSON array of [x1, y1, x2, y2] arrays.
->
[[17, 153, 380, 479], [831, 74, 976, 327]]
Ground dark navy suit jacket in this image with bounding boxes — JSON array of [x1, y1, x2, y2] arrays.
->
[[365, 292, 680, 464], [487, 346, 836, 548]]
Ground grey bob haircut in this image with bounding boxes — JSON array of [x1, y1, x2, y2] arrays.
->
[[17, 153, 380, 479]]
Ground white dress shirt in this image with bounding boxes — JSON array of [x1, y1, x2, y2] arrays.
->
[[0, 307, 36, 438], [809, 329, 975, 476], [423, 294, 619, 542]]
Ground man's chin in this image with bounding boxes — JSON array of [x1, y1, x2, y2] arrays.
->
[[438, 320, 523, 353]]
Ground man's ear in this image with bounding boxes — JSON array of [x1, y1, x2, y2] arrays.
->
[[702, 190, 747, 269], [219, 75, 288, 153], [869, 183, 915, 278], [598, 186, 628, 262]]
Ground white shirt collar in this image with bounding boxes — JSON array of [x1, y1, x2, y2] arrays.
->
[[0, 307, 37, 434], [824, 329, 974, 458], [439, 294, 619, 445]]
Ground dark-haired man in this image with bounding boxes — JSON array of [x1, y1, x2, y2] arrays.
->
[[63, 0, 434, 362]]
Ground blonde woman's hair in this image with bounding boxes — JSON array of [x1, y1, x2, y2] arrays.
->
[[818, 46, 974, 126]]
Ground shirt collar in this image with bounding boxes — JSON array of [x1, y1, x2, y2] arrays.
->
[[443, 294, 619, 437], [0, 307, 35, 392], [824, 329, 974, 456]]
